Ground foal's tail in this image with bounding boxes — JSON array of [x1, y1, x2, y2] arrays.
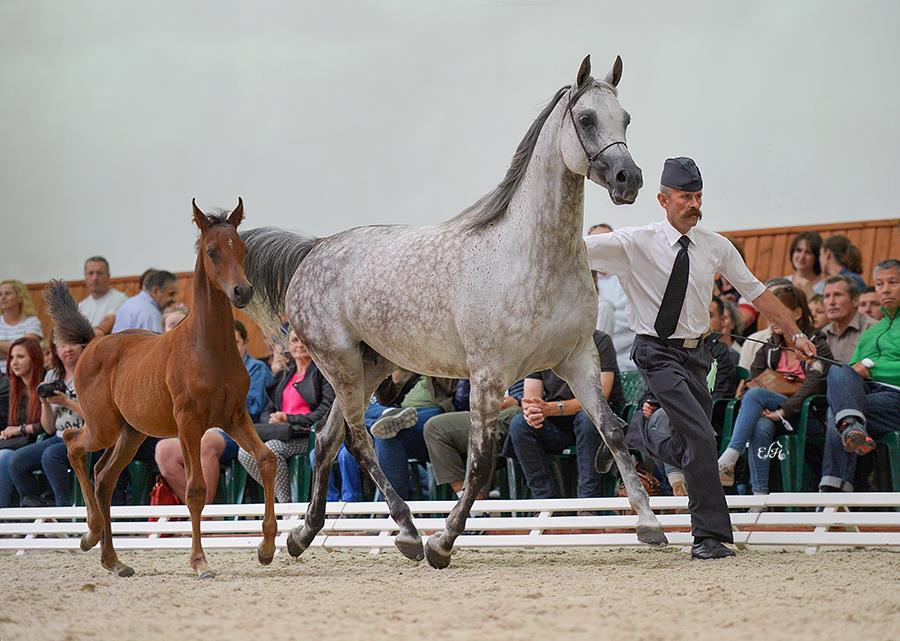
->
[[240, 226, 318, 344], [44, 280, 96, 347]]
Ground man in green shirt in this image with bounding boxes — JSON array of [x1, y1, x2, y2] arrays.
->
[[820, 259, 900, 492]]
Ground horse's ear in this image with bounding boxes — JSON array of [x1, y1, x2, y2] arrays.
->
[[227, 197, 244, 228], [604, 55, 623, 87], [192, 198, 211, 231], [576, 54, 592, 88]]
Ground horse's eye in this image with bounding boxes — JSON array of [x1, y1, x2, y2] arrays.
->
[[624, 113, 631, 127], [578, 112, 596, 128], [206, 248, 217, 259]]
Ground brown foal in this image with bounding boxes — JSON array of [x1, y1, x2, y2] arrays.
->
[[45, 199, 277, 579]]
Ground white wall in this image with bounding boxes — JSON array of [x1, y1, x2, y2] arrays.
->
[[2, 0, 897, 282]]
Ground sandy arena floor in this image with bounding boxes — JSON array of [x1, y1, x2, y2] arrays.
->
[[0, 546, 897, 641]]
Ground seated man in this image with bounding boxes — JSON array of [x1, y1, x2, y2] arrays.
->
[[366, 372, 456, 500], [821, 275, 876, 364], [820, 259, 900, 492], [423, 380, 524, 499], [501, 330, 623, 499], [858, 286, 883, 321], [77, 256, 128, 337], [112, 269, 178, 334]]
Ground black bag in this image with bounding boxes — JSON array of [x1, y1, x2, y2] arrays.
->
[[254, 422, 309, 442], [0, 435, 29, 451]]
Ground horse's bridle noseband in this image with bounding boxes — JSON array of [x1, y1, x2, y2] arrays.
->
[[566, 81, 627, 181]]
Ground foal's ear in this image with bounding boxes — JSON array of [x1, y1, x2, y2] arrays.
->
[[604, 55, 623, 87], [576, 54, 592, 88], [227, 197, 244, 228], [192, 198, 211, 231]]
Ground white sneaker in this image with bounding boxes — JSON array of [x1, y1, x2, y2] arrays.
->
[[370, 407, 418, 439]]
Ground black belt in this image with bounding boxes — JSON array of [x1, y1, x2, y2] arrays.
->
[[637, 334, 704, 349]]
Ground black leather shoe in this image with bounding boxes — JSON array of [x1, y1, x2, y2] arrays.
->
[[691, 539, 736, 560], [594, 442, 614, 474]]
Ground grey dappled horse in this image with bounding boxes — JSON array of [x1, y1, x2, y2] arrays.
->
[[242, 55, 667, 568]]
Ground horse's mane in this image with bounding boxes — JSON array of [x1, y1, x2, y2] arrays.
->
[[452, 84, 572, 233]]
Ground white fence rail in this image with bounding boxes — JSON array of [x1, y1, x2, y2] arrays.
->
[[1, 493, 898, 554]]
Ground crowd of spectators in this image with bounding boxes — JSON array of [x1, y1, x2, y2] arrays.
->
[[0, 227, 897, 508]]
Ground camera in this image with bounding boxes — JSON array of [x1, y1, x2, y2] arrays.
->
[[37, 379, 68, 399]]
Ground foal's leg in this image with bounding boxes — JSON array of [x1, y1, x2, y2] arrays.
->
[[286, 399, 347, 558], [64, 427, 110, 552], [93, 425, 147, 576], [177, 426, 215, 579], [224, 413, 277, 565], [425, 376, 504, 569], [553, 342, 667, 546]]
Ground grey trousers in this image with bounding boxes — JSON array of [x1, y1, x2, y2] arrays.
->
[[627, 336, 734, 543], [423, 406, 521, 491]]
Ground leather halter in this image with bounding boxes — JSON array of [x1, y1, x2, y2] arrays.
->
[[565, 81, 627, 181]]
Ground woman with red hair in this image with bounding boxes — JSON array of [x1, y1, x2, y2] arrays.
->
[[0, 337, 49, 507]]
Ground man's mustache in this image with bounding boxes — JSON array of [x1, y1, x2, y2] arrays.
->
[[687, 208, 702, 219]]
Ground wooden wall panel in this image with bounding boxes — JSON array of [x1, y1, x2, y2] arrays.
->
[[21, 218, 899, 355], [723, 218, 899, 286]]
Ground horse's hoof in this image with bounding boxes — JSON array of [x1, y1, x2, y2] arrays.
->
[[424, 535, 452, 569], [257, 544, 275, 566], [80, 532, 100, 552], [107, 562, 135, 577], [197, 569, 217, 581], [286, 529, 308, 558], [636, 524, 668, 547], [394, 531, 424, 562]]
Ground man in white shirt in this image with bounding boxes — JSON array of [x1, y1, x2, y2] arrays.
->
[[77, 256, 128, 337], [585, 157, 816, 560]]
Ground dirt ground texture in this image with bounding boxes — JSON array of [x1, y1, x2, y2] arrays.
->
[[0, 546, 897, 641]]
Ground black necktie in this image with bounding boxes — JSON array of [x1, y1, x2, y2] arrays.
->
[[655, 235, 691, 338]]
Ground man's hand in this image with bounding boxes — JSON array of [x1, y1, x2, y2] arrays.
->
[[522, 396, 551, 428], [791, 335, 817, 361], [641, 402, 658, 419], [501, 396, 519, 410], [269, 411, 288, 423], [761, 408, 784, 421], [851, 362, 871, 379]]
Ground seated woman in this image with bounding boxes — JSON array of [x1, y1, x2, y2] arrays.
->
[[717, 285, 832, 497], [815, 235, 866, 295], [153, 320, 262, 503], [0, 337, 48, 507], [0, 280, 43, 376], [366, 371, 457, 500], [8, 334, 85, 507], [784, 231, 824, 298], [238, 330, 334, 502]]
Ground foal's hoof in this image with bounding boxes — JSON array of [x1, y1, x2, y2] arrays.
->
[[257, 545, 275, 566], [394, 531, 424, 562], [424, 534, 452, 570], [107, 562, 135, 578], [286, 528, 309, 558], [197, 569, 217, 581], [636, 524, 669, 547], [80, 531, 100, 552]]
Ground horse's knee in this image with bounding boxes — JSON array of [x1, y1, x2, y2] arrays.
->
[[185, 482, 206, 507]]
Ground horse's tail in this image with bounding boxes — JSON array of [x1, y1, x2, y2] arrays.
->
[[43, 280, 96, 347], [239, 226, 318, 344]]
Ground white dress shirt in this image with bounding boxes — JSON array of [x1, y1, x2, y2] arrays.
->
[[595, 272, 637, 371], [585, 217, 765, 339]]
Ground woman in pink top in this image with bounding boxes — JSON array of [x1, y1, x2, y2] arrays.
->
[[718, 285, 833, 498], [238, 330, 335, 502]]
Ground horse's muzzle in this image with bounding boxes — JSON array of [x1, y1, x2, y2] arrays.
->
[[604, 158, 643, 205], [231, 283, 253, 308]]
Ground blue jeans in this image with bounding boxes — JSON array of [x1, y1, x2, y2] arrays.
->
[[820, 365, 900, 490], [9, 435, 72, 506], [309, 444, 362, 501], [366, 401, 443, 500], [0, 448, 17, 507], [503, 410, 603, 499], [726, 387, 788, 495]]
